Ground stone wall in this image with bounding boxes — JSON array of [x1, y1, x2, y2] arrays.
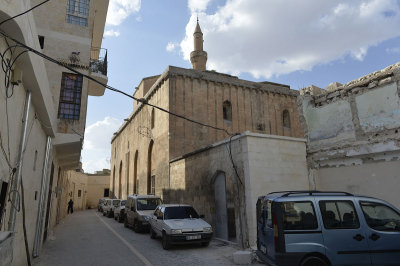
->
[[298, 62, 400, 207], [86, 173, 110, 209], [167, 132, 309, 247]]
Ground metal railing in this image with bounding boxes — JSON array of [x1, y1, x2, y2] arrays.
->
[[90, 47, 107, 76]]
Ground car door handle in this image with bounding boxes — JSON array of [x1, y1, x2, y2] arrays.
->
[[370, 234, 380, 241], [353, 234, 365, 241]]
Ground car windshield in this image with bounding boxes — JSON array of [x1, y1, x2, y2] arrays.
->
[[164, 206, 199, 220], [137, 198, 162, 210], [121, 200, 126, 206], [112, 200, 120, 207]]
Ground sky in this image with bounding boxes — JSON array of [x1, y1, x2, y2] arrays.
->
[[81, 0, 400, 173]]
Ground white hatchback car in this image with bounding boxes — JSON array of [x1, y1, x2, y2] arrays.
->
[[149, 204, 213, 249]]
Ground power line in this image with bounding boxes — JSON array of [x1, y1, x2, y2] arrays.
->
[[0, 0, 51, 27], [0, 30, 233, 137]]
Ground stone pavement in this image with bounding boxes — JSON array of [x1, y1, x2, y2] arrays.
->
[[33, 210, 263, 266]]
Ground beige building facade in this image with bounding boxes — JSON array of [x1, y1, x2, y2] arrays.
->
[[110, 23, 304, 247], [0, 1, 108, 265], [298, 62, 400, 209]]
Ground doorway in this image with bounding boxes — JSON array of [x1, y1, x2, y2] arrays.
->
[[214, 172, 229, 240], [43, 163, 54, 242]]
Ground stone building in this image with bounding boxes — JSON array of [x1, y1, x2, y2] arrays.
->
[[110, 21, 305, 246], [0, 1, 108, 265], [298, 62, 400, 208]]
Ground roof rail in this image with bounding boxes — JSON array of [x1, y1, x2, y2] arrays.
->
[[267, 190, 353, 197]]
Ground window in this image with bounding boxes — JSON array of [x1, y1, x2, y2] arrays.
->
[[360, 201, 400, 231], [319, 201, 360, 229], [223, 101, 232, 121], [38, 36, 44, 49], [66, 0, 89, 27], [150, 175, 155, 195], [151, 108, 155, 129], [281, 201, 318, 230], [282, 109, 290, 128], [78, 190, 81, 197], [164, 206, 199, 220], [0, 181, 8, 230], [58, 73, 82, 120], [104, 188, 109, 197]]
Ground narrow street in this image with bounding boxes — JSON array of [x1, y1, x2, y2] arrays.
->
[[34, 210, 257, 266]]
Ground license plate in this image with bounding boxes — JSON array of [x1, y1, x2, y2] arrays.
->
[[260, 245, 267, 254], [186, 235, 201, 240]]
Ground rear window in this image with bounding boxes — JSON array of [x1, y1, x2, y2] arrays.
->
[[319, 201, 360, 229], [121, 200, 126, 206], [164, 206, 199, 220], [281, 201, 318, 230], [112, 200, 120, 207], [360, 201, 400, 232]]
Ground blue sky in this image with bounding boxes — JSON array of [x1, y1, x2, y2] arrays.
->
[[82, 0, 400, 173]]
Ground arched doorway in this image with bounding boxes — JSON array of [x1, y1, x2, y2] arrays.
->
[[112, 166, 115, 198], [118, 161, 122, 198], [147, 140, 154, 194], [214, 172, 229, 240], [134, 150, 138, 194]]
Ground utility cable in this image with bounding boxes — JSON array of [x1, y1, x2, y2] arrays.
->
[[0, 30, 233, 137], [0, 0, 51, 27]]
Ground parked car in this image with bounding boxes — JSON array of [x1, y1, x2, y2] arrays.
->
[[125, 194, 162, 232], [256, 191, 400, 266], [98, 198, 107, 212], [102, 199, 121, 218], [149, 204, 213, 250], [114, 200, 126, 223]]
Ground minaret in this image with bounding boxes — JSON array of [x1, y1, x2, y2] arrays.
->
[[190, 18, 207, 70]]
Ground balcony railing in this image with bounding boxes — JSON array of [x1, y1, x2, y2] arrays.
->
[[90, 47, 107, 76]]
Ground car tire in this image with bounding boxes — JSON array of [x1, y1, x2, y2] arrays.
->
[[103, 211, 106, 216], [124, 217, 128, 228], [162, 232, 170, 250], [301, 256, 329, 266], [134, 220, 140, 233], [114, 214, 117, 221], [201, 241, 210, 247], [118, 215, 123, 223], [150, 227, 156, 239]]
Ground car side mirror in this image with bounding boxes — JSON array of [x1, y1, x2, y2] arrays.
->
[[200, 214, 205, 218]]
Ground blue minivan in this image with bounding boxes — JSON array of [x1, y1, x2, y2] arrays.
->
[[256, 191, 400, 266]]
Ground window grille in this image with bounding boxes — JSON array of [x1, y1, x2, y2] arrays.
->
[[223, 101, 232, 121], [58, 73, 82, 120], [66, 0, 89, 27]]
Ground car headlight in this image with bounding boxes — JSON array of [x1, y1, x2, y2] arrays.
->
[[203, 227, 212, 233], [171, 229, 182, 234]]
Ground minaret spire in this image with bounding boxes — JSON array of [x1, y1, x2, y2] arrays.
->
[[190, 18, 207, 70]]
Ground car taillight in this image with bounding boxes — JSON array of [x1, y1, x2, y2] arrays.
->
[[110, 207, 113, 211]]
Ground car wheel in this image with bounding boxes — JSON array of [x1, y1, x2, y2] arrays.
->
[[134, 220, 140, 233], [301, 256, 329, 266], [118, 215, 123, 223], [114, 214, 118, 220], [201, 241, 210, 247], [150, 227, 156, 239], [124, 217, 128, 228], [162, 232, 170, 250], [103, 211, 106, 216]]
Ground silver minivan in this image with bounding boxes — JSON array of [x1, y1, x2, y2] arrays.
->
[[256, 191, 400, 266], [124, 194, 162, 232]]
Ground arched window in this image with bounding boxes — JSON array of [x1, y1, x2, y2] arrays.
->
[[147, 140, 154, 194], [151, 108, 155, 129], [118, 161, 122, 198], [134, 150, 138, 194], [223, 101, 232, 121], [282, 109, 290, 128]]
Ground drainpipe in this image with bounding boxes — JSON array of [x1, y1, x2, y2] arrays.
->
[[8, 91, 32, 232], [33, 136, 52, 257]]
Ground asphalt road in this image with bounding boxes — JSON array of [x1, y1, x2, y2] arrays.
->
[[34, 210, 251, 266]]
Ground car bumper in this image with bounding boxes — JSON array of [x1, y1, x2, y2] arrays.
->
[[168, 232, 213, 244]]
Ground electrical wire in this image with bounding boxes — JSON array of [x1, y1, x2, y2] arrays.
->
[[0, 30, 233, 137], [0, 0, 51, 27]]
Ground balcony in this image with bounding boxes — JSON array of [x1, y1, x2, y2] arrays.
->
[[88, 47, 108, 96]]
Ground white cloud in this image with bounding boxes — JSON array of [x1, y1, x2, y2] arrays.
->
[[179, 0, 400, 78], [386, 47, 400, 54], [188, 0, 211, 12], [82, 117, 121, 174], [106, 0, 141, 26], [104, 29, 121, 37], [166, 42, 179, 52]]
